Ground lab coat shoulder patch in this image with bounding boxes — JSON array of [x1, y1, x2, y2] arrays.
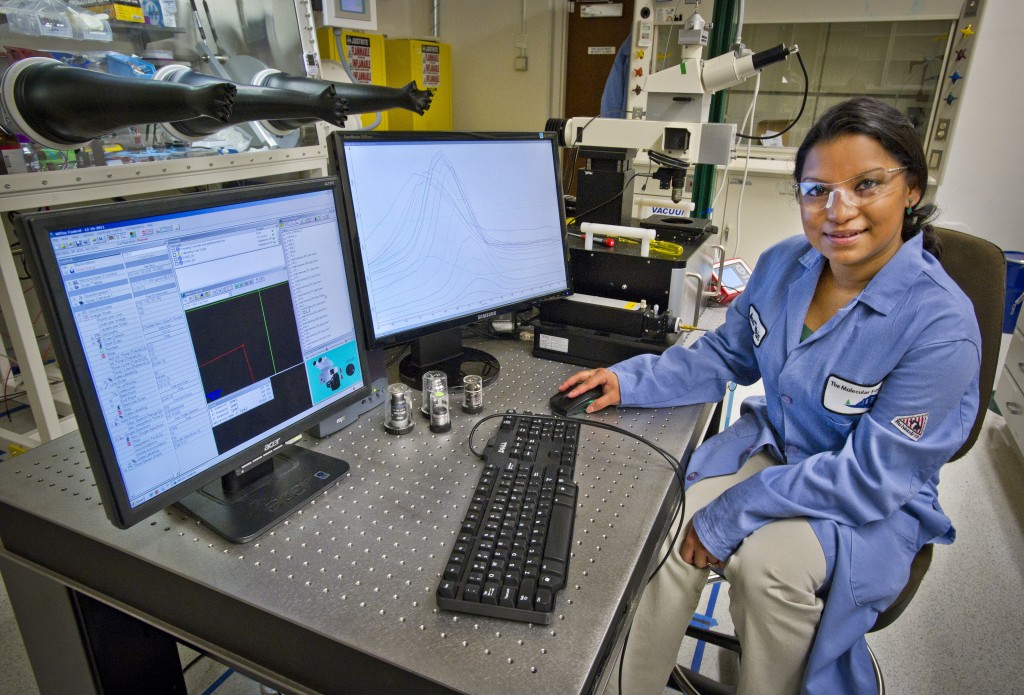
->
[[892, 413, 928, 441], [822, 375, 882, 415], [748, 304, 767, 347]]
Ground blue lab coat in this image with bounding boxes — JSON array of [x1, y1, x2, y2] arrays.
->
[[600, 37, 631, 118], [610, 233, 981, 694]]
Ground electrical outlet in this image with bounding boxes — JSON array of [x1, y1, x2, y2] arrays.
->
[[934, 118, 950, 141], [514, 33, 528, 49], [514, 56, 528, 71]]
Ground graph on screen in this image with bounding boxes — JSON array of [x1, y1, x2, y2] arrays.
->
[[343, 139, 568, 339]]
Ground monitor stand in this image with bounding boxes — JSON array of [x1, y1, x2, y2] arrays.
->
[[398, 327, 500, 389], [178, 445, 349, 543]]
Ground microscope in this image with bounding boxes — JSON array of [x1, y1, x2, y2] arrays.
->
[[534, 1, 794, 367]]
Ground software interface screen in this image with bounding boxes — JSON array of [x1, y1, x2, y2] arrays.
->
[[721, 264, 750, 289], [341, 138, 568, 339], [49, 188, 364, 508]]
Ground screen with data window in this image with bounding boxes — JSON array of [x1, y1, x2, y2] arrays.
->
[[20, 178, 368, 535]]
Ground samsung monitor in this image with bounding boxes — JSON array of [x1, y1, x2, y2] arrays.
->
[[17, 177, 370, 542], [330, 131, 572, 388]]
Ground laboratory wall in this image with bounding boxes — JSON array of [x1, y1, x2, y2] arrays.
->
[[743, 0, 965, 23], [374, 0, 432, 35], [710, 162, 801, 268], [375, 0, 564, 133], [933, 0, 1022, 254], [371, 1, 1018, 259]]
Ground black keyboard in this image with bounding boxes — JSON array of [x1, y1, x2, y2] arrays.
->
[[436, 411, 580, 624]]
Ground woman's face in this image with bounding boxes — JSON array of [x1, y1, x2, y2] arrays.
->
[[797, 134, 921, 280]]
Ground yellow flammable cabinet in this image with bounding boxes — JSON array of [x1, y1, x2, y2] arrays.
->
[[383, 38, 452, 131], [317, 27, 391, 130]]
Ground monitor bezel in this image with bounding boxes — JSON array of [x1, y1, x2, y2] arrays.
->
[[329, 130, 573, 351], [17, 177, 372, 530]]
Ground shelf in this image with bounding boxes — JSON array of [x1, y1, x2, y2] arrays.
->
[[0, 144, 330, 203], [0, 23, 185, 55], [107, 20, 186, 35]]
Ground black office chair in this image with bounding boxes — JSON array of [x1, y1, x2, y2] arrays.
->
[[671, 227, 1006, 695]]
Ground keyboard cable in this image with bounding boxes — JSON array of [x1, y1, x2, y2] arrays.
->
[[467, 412, 689, 582], [468, 411, 693, 692]]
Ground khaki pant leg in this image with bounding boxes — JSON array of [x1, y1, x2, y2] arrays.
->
[[605, 453, 776, 695], [727, 516, 826, 695]]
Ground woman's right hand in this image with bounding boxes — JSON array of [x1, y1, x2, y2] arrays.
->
[[680, 521, 723, 569], [557, 368, 622, 413]]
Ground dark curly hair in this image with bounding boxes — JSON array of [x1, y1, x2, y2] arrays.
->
[[794, 97, 940, 258]]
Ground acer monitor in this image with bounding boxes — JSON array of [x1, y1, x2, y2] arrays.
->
[[17, 177, 370, 542]]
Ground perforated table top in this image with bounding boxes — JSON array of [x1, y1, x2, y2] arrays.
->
[[0, 339, 708, 695]]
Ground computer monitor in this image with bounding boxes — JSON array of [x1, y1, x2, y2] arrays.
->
[[330, 131, 572, 388], [17, 177, 370, 543]]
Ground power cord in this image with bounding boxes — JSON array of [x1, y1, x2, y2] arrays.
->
[[467, 411, 688, 578], [467, 411, 683, 482], [735, 50, 809, 142], [567, 170, 647, 225]]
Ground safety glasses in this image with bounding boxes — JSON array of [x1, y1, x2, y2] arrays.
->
[[794, 167, 908, 211]]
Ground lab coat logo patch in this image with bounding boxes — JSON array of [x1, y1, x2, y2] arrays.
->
[[822, 375, 882, 415], [892, 413, 928, 441], [749, 305, 767, 347]]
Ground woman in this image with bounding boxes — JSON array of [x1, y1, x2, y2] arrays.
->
[[559, 97, 981, 694]]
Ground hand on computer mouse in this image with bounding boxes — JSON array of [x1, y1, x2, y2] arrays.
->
[[555, 368, 621, 414]]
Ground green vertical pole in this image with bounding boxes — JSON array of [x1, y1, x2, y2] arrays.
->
[[691, 0, 737, 219]]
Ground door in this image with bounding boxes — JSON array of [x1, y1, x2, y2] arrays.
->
[[561, 0, 634, 194]]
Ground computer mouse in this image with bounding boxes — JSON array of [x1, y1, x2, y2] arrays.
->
[[550, 386, 604, 416]]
